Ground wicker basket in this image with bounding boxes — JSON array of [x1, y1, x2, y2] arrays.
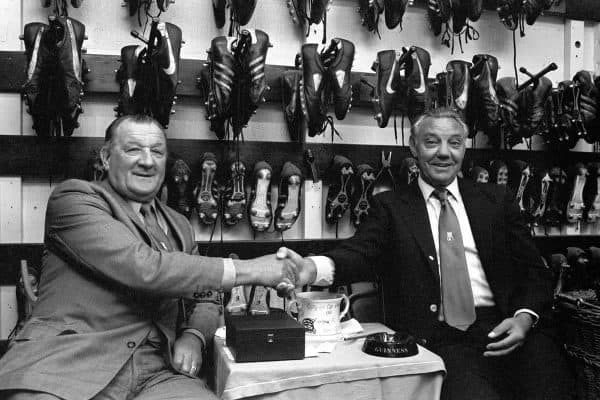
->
[[555, 290, 600, 400]]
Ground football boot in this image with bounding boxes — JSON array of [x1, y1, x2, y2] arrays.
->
[[544, 166, 567, 227], [71, 0, 84, 6], [573, 70, 599, 143], [243, 29, 271, 107], [404, 47, 431, 123], [566, 163, 588, 224], [194, 153, 220, 226], [489, 160, 508, 185], [351, 164, 376, 227], [152, 21, 182, 128], [373, 151, 395, 194], [248, 161, 273, 232], [198, 67, 228, 140], [223, 161, 247, 226], [281, 69, 303, 141], [274, 162, 304, 232], [584, 163, 600, 223], [470, 165, 489, 183], [326, 38, 355, 120], [358, 0, 384, 33], [213, 0, 227, 28], [299, 43, 328, 137], [469, 54, 500, 144], [167, 159, 192, 218], [509, 160, 533, 213], [50, 16, 86, 136], [465, 0, 483, 21], [439, 60, 471, 121], [370, 50, 400, 128], [115, 45, 144, 116], [41, 0, 52, 6], [531, 170, 552, 224], [497, 0, 520, 31], [157, 0, 172, 12], [231, 0, 258, 25], [398, 157, 419, 187], [558, 80, 583, 147], [522, 0, 551, 25], [309, 0, 331, 24], [22, 22, 52, 137], [427, 0, 452, 37], [325, 155, 354, 224], [126, 0, 140, 17], [496, 77, 522, 147], [384, 0, 409, 29], [451, 0, 468, 34], [520, 75, 552, 139], [207, 35, 236, 118]]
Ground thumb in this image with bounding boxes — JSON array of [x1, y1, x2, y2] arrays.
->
[[277, 247, 303, 264], [488, 319, 511, 338]]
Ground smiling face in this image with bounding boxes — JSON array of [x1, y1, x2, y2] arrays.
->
[[101, 119, 167, 203], [409, 114, 467, 189]]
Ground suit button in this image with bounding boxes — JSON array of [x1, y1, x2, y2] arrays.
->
[[199, 292, 206, 298], [127, 341, 136, 348], [207, 291, 213, 297], [429, 304, 438, 313], [193, 292, 200, 299], [422, 339, 428, 345], [428, 255, 435, 261]]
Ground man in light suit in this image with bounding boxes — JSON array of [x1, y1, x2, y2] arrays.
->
[[0, 115, 296, 400], [283, 108, 574, 399]]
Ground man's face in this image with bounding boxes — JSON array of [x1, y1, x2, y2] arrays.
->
[[101, 120, 167, 203], [409, 116, 466, 188]]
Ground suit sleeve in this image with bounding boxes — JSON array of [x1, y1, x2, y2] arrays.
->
[[503, 187, 554, 319], [324, 193, 393, 285], [44, 180, 226, 299]]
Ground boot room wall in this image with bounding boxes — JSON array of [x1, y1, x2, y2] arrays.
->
[[0, 0, 598, 336]]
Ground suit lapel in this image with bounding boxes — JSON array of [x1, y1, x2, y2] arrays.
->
[[459, 179, 495, 268], [398, 182, 440, 281], [155, 201, 187, 252]]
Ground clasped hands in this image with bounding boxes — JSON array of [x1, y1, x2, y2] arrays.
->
[[257, 247, 316, 297]]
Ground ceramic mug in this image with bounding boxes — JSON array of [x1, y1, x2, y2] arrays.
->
[[286, 291, 350, 336]]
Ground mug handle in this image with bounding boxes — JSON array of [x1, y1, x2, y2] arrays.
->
[[339, 294, 350, 320], [286, 299, 299, 319]]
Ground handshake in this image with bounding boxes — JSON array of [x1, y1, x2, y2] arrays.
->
[[235, 247, 318, 296]]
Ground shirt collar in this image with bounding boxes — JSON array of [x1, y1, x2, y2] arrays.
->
[[127, 199, 156, 216], [417, 176, 461, 202]]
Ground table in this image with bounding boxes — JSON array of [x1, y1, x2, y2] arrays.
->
[[213, 323, 446, 400]]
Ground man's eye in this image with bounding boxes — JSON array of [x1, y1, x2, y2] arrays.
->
[[152, 149, 165, 156], [126, 148, 140, 153]]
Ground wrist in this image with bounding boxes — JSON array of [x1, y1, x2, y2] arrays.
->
[[515, 312, 534, 330]]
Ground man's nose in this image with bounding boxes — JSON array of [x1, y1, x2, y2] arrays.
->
[[138, 149, 155, 167], [436, 142, 450, 157]]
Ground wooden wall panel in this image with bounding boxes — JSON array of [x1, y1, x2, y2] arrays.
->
[[0, 177, 22, 244], [22, 178, 56, 244]]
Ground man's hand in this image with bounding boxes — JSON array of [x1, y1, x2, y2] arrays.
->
[[234, 254, 298, 292], [276, 247, 317, 288], [173, 332, 203, 377], [484, 313, 534, 357]]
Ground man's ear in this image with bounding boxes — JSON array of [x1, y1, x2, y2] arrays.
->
[[100, 145, 110, 171], [408, 136, 418, 158]]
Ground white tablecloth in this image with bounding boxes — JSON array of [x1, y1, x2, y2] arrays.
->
[[213, 323, 446, 400]]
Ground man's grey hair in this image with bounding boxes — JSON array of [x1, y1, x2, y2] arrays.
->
[[410, 107, 469, 139]]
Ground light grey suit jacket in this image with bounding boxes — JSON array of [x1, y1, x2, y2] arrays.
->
[[0, 179, 225, 399]]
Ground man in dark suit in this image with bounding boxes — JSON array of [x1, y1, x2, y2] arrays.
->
[[0, 115, 295, 400], [283, 107, 574, 399]]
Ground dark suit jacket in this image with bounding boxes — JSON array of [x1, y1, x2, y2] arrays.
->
[[325, 179, 553, 342], [0, 179, 224, 400]]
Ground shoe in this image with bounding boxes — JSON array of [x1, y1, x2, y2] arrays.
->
[[152, 21, 182, 128], [566, 163, 588, 224], [248, 161, 273, 232], [213, 0, 227, 28], [470, 54, 500, 145], [530, 170, 552, 224], [497, 0, 519, 30], [373, 151, 396, 194], [167, 159, 192, 218], [573, 70, 599, 143], [326, 38, 355, 120], [522, 0, 546, 25], [427, 0, 452, 36], [384, 0, 409, 29], [405, 47, 431, 123], [325, 155, 354, 224], [469, 165, 489, 183], [451, 0, 468, 33], [50, 16, 86, 137], [398, 157, 419, 186], [194, 153, 220, 226], [231, 0, 258, 25], [275, 162, 303, 231], [300, 43, 328, 137], [371, 50, 397, 128], [496, 77, 522, 147], [22, 22, 52, 137], [584, 163, 600, 223], [544, 166, 567, 226], [310, 0, 332, 24], [126, 0, 140, 17], [243, 29, 271, 107], [358, 0, 384, 33], [351, 164, 376, 226], [208, 35, 236, 118], [282, 69, 303, 141], [223, 161, 247, 226], [441, 60, 471, 121], [558, 80, 584, 148], [509, 160, 533, 213], [465, 0, 483, 21], [157, 0, 172, 12], [41, 0, 52, 7], [115, 45, 144, 116], [489, 160, 508, 185], [520, 75, 552, 139]]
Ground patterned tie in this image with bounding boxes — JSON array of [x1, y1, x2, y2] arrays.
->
[[140, 203, 173, 252], [432, 188, 476, 331]]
